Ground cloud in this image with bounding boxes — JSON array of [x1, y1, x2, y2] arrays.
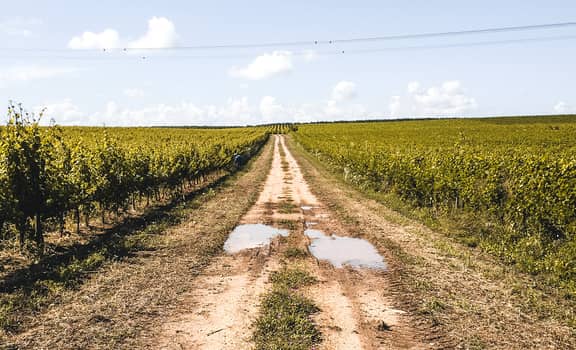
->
[[123, 88, 145, 98], [68, 29, 121, 49], [37, 97, 257, 127], [0, 65, 80, 87], [128, 17, 178, 49], [229, 51, 293, 80], [33, 82, 372, 126], [390, 81, 477, 116], [407, 81, 420, 94], [33, 99, 84, 124], [331, 81, 357, 101], [95, 97, 254, 126], [554, 101, 574, 114], [388, 96, 402, 116], [68, 17, 178, 49], [322, 100, 367, 120], [0, 17, 42, 37], [260, 96, 287, 122]]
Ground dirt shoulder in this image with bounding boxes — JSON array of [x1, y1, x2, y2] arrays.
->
[[1, 137, 274, 349], [287, 135, 576, 349]]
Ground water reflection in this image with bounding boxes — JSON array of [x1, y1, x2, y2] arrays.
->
[[224, 224, 289, 253], [305, 229, 386, 270]]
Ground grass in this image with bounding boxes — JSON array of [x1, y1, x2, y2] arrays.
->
[[278, 201, 298, 214], [0, 204, 188, 333], [277, 219, 298, 230], [269, 267, 316, 289], [284, 247, 308, 259], [253, 267, 321, 350]]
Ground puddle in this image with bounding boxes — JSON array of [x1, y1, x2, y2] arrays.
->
[[305, 229, 386, 270], [301, 206, 315, 211], [224, 224, 289, 253]]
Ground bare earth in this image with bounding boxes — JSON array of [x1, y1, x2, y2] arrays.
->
[[156, 135, 427, 349]]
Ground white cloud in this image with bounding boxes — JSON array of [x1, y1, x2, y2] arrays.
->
[[332, 81, 357, 101], [0, 17, 42, 37], [229, 51, 293, 80], [407, 81, 420, 94], [37, 97, 257, 127], [322, 99, 367, 120], [32, 82, 373, 126], [34, 99, 84, 124], [554, 101, 574, 114], [441, 80, 463, 95], [260, 96, 287, 122], [123, 88, 145, 98], [389, 96, 402, 116], [68, 17, 178, 50], [68, 29, 121, 49], [128, 16, 178, 49], [0, 65, 80, 87], [390, 80, 477, 116]]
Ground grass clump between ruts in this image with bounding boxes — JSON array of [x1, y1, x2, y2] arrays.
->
[[283, 247, 308, 259], [253, 267, 321, 350]]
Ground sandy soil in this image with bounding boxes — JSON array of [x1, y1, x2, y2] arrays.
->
[[155, 135, 427, 349]]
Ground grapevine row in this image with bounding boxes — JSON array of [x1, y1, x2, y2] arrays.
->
[[294, 118, 576, 288], [0, 104, 269, 247]]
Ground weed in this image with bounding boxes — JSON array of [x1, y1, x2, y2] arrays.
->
[[253, 267, 321, 349], [278, 219, 297, 230], [278, 201, 297, 214], [284, 247, 308, 259], [270, 268, 316, 289], [419, 298, 447, 316]]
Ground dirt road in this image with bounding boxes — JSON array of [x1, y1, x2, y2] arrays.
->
[[156, 135, 426, 349]]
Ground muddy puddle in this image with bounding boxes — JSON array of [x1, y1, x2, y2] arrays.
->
[[224, 224, 289, 253], [305, 229, 386, 270]]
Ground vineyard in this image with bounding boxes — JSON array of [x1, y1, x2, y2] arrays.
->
[[294, 116, 576, 292], [0, 104, 269, 248]]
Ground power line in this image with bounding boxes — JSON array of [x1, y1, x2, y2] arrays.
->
[[332, 21, 576, 44], [0, 34, 574, 61], [0, 21, 575, 53]]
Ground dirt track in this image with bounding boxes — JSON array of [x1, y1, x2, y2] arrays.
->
[[156, 135, 425, 349]]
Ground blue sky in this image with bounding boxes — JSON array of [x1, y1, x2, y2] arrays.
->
[[0, 0, 575, 126]]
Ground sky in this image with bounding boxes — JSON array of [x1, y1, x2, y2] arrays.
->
[[0, 0, 575, 126]]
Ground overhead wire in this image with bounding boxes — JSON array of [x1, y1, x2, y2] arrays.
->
[[0, 35, 575, 61], [0, 21, 574, 62]]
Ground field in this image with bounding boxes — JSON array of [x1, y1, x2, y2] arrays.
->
[[0, 105, 268, 247], [295, 116, 576, 294], [1, 113, 575, 349]]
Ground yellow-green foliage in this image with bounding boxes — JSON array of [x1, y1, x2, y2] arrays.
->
[[294, 116, 576, 290], [0, 104, 269, 245]]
